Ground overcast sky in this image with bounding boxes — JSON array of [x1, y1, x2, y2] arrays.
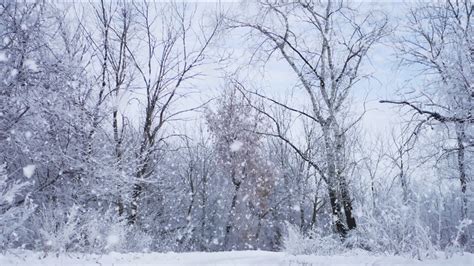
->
[[109, 1, 423, 141], [202, 1, 417, 137]]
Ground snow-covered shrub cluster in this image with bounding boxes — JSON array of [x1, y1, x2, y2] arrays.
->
[[284, 223, 345, 256], [283, 204, 436, 259], [0, 164, 35, 250], [30, 205, 137, 254], [346, 205, 436, 259]]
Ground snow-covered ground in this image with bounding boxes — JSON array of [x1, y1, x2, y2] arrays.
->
[[1, 250, 473, 266]]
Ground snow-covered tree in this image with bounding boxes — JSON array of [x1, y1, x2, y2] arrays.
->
[[230, 0, 388, 238], [207, 83, 275, 250], [383, 0, 473, 248]]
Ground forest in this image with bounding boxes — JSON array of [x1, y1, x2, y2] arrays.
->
[[0, 0, 472, 263]]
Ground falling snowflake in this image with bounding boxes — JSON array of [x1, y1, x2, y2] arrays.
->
[[24, 59, 39, 72], [106, 233, 120, 247], [0, 51, 7, 62], [229, 140, 243, 152], [292, 205, 301, 212], [10, 69, 18, 77], [22, 164, 36, 178]]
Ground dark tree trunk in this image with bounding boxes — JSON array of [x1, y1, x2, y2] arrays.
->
[[340, 178, 357, 231], [128, 183, 142, 225], [456, 124, 468, 246], [224, 172, 241, 249], [328, 188, 347, 238]]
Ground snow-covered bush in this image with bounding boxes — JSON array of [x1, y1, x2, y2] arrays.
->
[[284, 202, 438, 260], [82, 209, 129, 253], [34, 204, 83, 253], [283, 223, 345, 255], [0, 163, 35, 251], [124, 228, 153, 253], [445, 218, 473, 258], [346, 205, 437, 259], [33, 204, 136, 254]]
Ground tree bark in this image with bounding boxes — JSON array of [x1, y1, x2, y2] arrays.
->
[[455, 123, 468, 246], [328, 187, 347, 238], [223, 170, 242, 249]]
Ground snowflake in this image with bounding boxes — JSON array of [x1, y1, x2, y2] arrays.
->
[[229, 140, 243, 152], [22, 164, 36, 178]]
